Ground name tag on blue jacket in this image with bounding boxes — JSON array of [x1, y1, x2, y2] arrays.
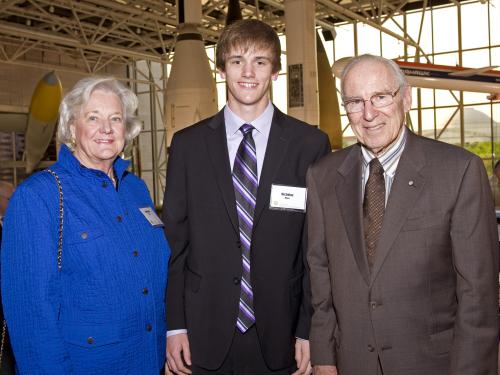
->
[[139, 207, 164, 227]]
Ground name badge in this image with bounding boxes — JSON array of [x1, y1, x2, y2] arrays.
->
[[139, 207, 164, 227], [269, 184, 307, 212]]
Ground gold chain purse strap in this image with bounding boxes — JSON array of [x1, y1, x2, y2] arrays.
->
[[0, 169, 64, 368]]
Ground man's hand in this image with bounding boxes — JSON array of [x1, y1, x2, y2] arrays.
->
[[292, 339, 312, 375], [166, 333, 192, 374], [313, 365, 338, 375]]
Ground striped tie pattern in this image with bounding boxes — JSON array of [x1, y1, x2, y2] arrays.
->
[[363, 158, 385, 269], [232, 123, 257, 332]]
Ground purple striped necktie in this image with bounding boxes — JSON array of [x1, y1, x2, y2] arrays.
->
[[232, 123, 257, 332]]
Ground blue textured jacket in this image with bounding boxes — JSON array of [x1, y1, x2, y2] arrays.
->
[[1, 145, 170, 374]]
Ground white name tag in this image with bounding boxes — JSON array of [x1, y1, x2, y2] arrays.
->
[[139, 207, 164, 227], [269, 184, 307, 212]]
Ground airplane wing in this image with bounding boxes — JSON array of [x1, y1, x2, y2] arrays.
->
[[450, 66, 499, 77]]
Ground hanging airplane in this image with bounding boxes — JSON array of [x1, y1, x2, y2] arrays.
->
[[0, 71, 62, 174], [332, 57, 500, 95], [24, 71, 62, 173]]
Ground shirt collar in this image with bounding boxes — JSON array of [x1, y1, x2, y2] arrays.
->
[[58, 144, 131, 181], [361, 126, 407, 174], [224, 101, 274, 137]]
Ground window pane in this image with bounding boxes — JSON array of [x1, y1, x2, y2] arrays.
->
[[280, 34, 287, 52], [461, 2, 489, 50], [493, 102, 500, 142], [406, 11, 432, 54], [463, 104, 493, 161], [341, 117, 356, 147], [406, 46, 417, 60], [409, 109, 419, 134], [216, 82, 226, 111], [435, 89, 459, 107], [357, 23, 381, 56], [433, 52, 459, 66], [436, 107, 461, 145], [418, 108, 435, 137], [381, 18, 405, 59], [336, 79, 346, 115], [433, 6, 458, 53], [491, 0, 500, 46], [491, 47, 500, 66], [334, 24, 355, 60], [411, 88, 418, 110], [418, 88, 435, 109], [463, 91, 490, 105], [206, 46, 215, 70], [272, 74, 287, 113], [462, 49, 490, 68], [279, 34, 287, 74], [216, 71, 224, 83]]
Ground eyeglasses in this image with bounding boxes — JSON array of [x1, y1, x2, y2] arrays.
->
[[342, 87, 401, 114]]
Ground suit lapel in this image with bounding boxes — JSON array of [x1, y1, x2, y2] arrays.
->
[[205, 110, 239, 235], [370, 131, 426, 284], [336, 145, 371, 285], [253, 108, 291, 229]]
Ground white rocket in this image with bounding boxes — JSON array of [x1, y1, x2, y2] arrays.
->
[[165, 0, 218, 147]]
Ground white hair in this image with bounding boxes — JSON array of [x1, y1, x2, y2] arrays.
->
[[340, 54, 409, 95], [57, 76, 141, 148]]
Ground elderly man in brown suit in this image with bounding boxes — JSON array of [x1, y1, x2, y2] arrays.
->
[[306, 54, 498, 375]]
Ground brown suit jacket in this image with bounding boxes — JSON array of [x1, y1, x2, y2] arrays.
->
[[307, 130, 498, 375]]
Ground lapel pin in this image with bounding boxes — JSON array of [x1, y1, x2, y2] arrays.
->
[[408, 180, 414, 187]]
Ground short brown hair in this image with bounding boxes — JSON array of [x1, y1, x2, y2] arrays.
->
[[216, 19, 281, 73]]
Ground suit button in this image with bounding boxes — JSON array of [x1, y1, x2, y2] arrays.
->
[[87, 337, 94, 344], [116, 216, 123, 222], [370, 301, 377, 309], [142, 288, 149, 295], [146, 324, 152, 332], [368, 345, 375, 352], [233, 277, 240, 285], [81, 232, 88, 239], [133, 250, 139, 257]]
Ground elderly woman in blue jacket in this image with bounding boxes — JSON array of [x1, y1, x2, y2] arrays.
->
[[1, 76, 170, 374]]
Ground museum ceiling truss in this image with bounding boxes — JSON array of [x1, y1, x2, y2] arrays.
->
[[0, 0, 448, 73]]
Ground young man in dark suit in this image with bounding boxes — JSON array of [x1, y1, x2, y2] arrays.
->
[[162, 19, 330, 375]]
